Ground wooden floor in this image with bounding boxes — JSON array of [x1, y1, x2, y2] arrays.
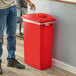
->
[[1, 37, 76, 76]]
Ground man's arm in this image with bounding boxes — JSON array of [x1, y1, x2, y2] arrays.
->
[[26, 0, 36, 10]]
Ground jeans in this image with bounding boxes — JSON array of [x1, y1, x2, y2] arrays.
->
[[0, 5, 17, 62]]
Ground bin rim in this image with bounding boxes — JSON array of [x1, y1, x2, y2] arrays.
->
[[23, 18, 55, 26]]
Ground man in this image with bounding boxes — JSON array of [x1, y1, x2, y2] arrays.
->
[[0, 0, 36, 74]]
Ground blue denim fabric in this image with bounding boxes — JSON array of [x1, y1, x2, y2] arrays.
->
[[0, 5, 17, 62]]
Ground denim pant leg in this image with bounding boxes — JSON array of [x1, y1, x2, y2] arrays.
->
[[0, 9, 8, 62], [6, 5, 17, 61]]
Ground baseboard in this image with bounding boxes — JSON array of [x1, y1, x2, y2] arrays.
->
[[52, 58, 76, 75]]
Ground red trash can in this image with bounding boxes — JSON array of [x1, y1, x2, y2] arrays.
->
[[22, 13, 56, 70]]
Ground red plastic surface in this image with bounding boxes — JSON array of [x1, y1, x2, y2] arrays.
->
[[22, 13, 56, 70], [23, 23, 54, 70], [22, 13, 56, 23]]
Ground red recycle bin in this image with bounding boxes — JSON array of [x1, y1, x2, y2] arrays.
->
[[22, 13, 56, 70]]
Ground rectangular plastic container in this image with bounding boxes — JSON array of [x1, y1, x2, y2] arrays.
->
[[22, 13, 56, 70]]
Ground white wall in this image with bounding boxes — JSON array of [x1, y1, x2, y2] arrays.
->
[[28, 0, 76, 68]]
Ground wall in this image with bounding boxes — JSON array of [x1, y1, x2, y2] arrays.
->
[[28, 0, 76, 69]]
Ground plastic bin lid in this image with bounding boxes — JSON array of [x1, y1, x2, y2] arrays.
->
[[22, 13, 56, 23]]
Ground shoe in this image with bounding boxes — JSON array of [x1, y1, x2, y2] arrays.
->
[[0, 63, 3, 74], [7, 58, 25, 69]]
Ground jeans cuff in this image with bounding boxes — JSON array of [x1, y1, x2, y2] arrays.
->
[[0, 58, 2, 63]]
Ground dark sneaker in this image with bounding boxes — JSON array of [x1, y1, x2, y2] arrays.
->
[[7, 59, 25, 69], [0, 63, 3, 74]]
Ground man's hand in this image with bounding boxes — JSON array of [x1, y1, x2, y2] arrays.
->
[[26, 0, 36, 10]]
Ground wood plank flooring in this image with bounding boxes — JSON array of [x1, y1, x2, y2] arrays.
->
[[1, 37, 76, 76]]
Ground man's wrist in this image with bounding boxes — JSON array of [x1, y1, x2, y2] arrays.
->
[[26, 0, 31, 3]]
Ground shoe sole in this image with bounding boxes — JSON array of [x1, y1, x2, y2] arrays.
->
[[7, 65, 25, 69], [0, 72, 3, 74]]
